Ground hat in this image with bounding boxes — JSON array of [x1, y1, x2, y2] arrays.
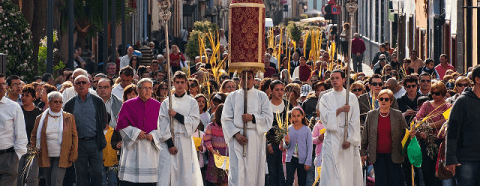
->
[[300, 84, 312, 97], [445, 82, 455, 90]]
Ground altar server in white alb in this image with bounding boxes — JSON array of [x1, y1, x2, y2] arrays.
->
[[116, 78, 162, 186], [157, 71, 202, 186], [221, 71, 273, 186], [318, 69, 363, 186]]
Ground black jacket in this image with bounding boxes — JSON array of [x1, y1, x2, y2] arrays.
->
[[446, 87, 480, 165], [397, 92, 421, 124], [64, 94, 107, 151]]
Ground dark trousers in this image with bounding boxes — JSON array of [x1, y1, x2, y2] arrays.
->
[[373, 153, 402, 186], [419, 139, 442, 186], [456, 161, 480, 186], [43, 157, 66, 186], [75, 139, 103, 186], [267, 147, 285, 186], [286, 157, 307, 186], [401, 157, 421, 186], [119, 180, 156, 186], [0, 151, 19, 186], [352, 53, 364, 72], [62, 165, 75, 186], [17, 154, 39, 186]]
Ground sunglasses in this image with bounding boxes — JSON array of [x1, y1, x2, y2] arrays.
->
[[431, 92, 442, 96], [385, 69, 392, 71], [51, 100, 63, 104], [406, 84, 417, 88], [379, 58, 386, 61], [456, 83, 469, 87], [75, 81, 88, 85], [404, 61, 411, 64], [370, 82, 384, 87], [420, 80, 431, 83], [351, 88, 363, 92], [190, 83, 198, 87], [378, 97, 390, 102]]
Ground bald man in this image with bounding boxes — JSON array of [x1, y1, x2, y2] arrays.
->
[[386, 78, 406, 99], [120, 46, 134, 70]]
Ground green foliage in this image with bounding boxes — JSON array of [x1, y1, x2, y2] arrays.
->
[[286, 21, 302, 43], [0, 0, 35, 81], [37, 30, 59, 76], [193, 21, 219, 33], [185, 21, 218, 60]]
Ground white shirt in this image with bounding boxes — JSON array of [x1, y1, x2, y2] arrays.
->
[[270, 100, 285, 114], [120, 55, 131, 70], [46, 114, 62, 157], [394, 87, 406, 99], [270, 57, 279, 69], [0, 96, 28, 159], [62, 87, 97, 107], [112, 84, 128, 101]]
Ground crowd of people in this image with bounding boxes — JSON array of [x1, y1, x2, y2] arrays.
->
[[0, 27, 480, 186]]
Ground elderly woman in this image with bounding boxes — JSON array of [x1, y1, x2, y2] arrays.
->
[[414, 81, 452, 186], [446, 76, 471, 104], [350, 82, 365, 98], [361, 89, 414, 186], [31, 91, 78, 186], [219, 80, 237, 94]]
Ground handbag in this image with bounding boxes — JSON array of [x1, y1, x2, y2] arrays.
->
[[436, 141, 454, 180]]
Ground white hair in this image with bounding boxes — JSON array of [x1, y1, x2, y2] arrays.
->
[[157, 54, 164, 59], [73, 68, 88, 77], [47, 91, 63, 102], [74, 75, 89, 83], [137, 78, 153, 89]]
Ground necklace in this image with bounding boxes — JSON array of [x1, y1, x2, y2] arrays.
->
[[48, 114, 60, 121], [379, 111, 390, 117]]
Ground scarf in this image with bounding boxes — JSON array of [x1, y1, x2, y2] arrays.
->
[[36, 108, 64, 148]]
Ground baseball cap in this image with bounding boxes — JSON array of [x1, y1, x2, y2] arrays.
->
[[300, 84, 312, 97]]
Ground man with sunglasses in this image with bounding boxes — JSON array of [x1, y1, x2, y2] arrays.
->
[[64, 75, 109, 186], [62, 68, 97, 106], [358, 74, 399, 125], [373, 54, 388, 75], [418, 73, 432, 97]]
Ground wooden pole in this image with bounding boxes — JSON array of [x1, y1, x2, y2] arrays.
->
[[243, 71, 248, 157], [412, 165, 414, 186]]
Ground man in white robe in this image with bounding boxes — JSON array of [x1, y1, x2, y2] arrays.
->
[[221, 71, 273, 186], [157, 71, 203, 186], [116, 78, 162, 185], [318, 69, 363, 186]]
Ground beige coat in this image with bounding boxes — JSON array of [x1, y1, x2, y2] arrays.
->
[[31, 112, 78, 168], [360, 108, 407, 164]]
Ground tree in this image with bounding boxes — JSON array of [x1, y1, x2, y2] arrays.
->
[[0, 0, 35, 81], [286, 21, 302, 43], [185, 21, 219, 60]]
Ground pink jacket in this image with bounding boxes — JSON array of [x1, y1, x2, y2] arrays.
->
[[312, 122, 325, 157]]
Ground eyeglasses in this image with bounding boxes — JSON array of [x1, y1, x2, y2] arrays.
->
[[51, 100, 63, 104], [420, 80, 431, 83], [370, 82, 384, 87], [378, 97, 390, 102], [431, 92, 442, 96], [224, 86, 236, 89], [11, 83, 22, 87], [406, 84, 417, 88], [456, 83, 469, 87], [351, 88, 363, 92], [75, 81, 88, 85]]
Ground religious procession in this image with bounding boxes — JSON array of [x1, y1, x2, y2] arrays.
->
[[1, 0, 480, 185]]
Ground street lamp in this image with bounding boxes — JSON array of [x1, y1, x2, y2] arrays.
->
[[158, 0, 174, 140]]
